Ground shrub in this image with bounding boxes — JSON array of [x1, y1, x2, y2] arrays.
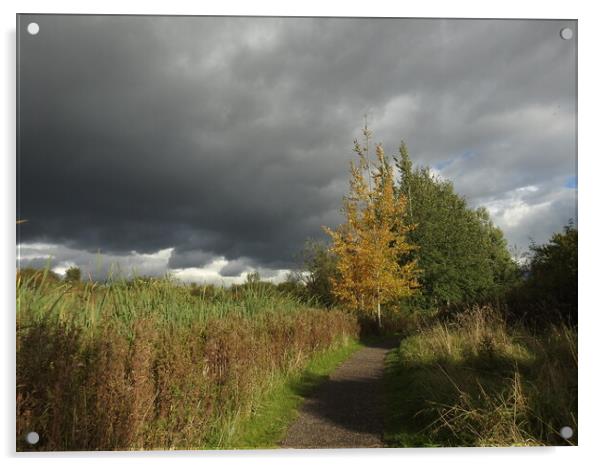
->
[[508, 223, 577, 325], [64, 266, 82, 282]]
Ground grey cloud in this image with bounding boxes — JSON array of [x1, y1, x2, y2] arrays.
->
[[17, 16, 576, 270], [480, 183, 577, 254], [17, 243, 173, 279], [168, 249, 217, 269], [219, 258, 251, 277]]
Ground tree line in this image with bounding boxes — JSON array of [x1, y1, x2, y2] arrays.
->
[[298, 125, 576, 328]]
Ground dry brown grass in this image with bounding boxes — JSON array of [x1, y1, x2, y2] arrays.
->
[[386, 305, 577, 447], [16, 277, 358, 450]]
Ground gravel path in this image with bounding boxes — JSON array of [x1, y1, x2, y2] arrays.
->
[[281, 339, 396, 449]]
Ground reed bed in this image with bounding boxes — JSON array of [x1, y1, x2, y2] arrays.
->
[[16, 271, 359, 450]]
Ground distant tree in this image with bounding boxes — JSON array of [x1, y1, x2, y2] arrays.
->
[[519, 223, 578, 324], [64, 266, 82, 283], [235, 270, 278, 295], [276, 271, 307, 301], [395, 142, 519, 309], [324, 126, 419, 327], [301, 239, 339, 307]]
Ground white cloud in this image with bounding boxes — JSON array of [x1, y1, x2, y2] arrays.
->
[[17, 244, 174, 280], [490, 198, 551, 229], [480, 184, 576, 253], [171, 257, 291, 286], [17, 243, 292, 286], [52, 262, 77, 277]]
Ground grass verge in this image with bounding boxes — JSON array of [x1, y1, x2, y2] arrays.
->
[[384, 348, 439, 447], [384, 306, 577, 447]]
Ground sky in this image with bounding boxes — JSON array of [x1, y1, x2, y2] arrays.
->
[[17, 15, 577, 284]]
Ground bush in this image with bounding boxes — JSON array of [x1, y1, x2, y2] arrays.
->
[[301, 240, 339, 307], [64, 266, 82, 282], [506, 223, 577, 325]]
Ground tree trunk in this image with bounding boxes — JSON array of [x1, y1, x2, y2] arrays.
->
[[377, 300, 382, 329]]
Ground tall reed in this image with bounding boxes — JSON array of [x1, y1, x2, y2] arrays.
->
[[17, 274, 359, 450]]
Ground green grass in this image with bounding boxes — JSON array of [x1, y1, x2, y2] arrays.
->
[[384, 306, 577, 447], [384, 348, 440, 447], [17, 272, 310, 334], [217, 338, 363, 449]]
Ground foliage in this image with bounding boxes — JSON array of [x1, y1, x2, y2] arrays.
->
[[384, 306, 577, 447], [395, 143, 519, 309], [274, 272, 308, 302], [324, 126, 419, 327], [300, 239, 339, 307], [64, 266, 82, 282], [507, 223, 578, 325]]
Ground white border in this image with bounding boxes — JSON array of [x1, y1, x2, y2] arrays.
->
[[3, 1, 600, 465]]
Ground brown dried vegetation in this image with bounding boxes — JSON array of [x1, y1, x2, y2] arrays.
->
[[16, 275, 358, 450]]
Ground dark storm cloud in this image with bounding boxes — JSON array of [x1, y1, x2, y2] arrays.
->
[[167, 248, 217, 269], [17, 16, 576, 271]]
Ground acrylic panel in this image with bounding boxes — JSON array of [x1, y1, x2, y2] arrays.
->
[[16, 15, 577, 451]]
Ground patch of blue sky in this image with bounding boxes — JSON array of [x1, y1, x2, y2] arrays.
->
[[564, 175, 577, 189], [434, 150, 477, 171], [434, 159, 454, 170]]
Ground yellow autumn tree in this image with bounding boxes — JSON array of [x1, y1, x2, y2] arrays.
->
[[324, 125, 419, 328]]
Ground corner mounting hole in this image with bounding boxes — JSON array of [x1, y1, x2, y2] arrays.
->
[[560, 27, 573, 40], [559, 426, 574, 439], [25, 431, 40, 445], [27, 22, 39, 35]]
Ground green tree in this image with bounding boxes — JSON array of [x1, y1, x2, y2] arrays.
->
[[395, 143, 518, 308], [276, 271, 307, 301], [475, 207, 521, 296], [301, 239, 339, 307], [521, 223, 578, 324], [64, 266, 81, 283]]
